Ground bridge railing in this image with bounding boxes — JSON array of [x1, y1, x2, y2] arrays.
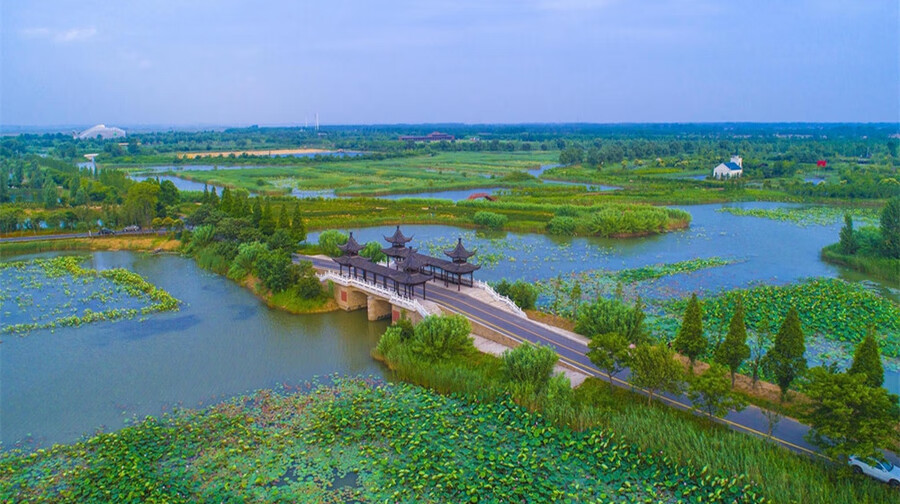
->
[[473, 280, 527, 318], [317, 271, 431, 319]]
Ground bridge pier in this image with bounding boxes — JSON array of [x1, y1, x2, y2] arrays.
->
[[367, 297, 391, 321], [334, 284, 368, 311]]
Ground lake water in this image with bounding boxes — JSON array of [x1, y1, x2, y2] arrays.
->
[[128, 174, 223, 193], [5, 202, 898, 449], [308, 202, 898, 295], [1, 252, 388, 449], [306, 201, 899, 394]]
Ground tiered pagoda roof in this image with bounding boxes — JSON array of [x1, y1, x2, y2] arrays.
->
[[338, 232, 364, 256], [398, 248, 426, 272], [384, 225, 413, 247], [444, 238, 476, 263]]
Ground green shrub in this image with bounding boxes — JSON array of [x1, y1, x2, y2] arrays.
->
[[501, 343, 559, 392], [493, 279, 537, 310], [546, 216, 577, 235], [255, 250, 296, 292], [227, 241, 268, 280], [473, 211, 507, 230], [576, 297, 644, 342], [411, 314, 474, 361], [376, 325, 404, 357], [317, 230, 348, 257], [360, 241, 387, 262]]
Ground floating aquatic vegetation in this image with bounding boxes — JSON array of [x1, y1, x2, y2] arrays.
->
[[661, 278, 900, 359], [0, 256, 180, 336], [533, 257, 737, 317], [0, 377, 764, 503], [715, 205, 878, 227]]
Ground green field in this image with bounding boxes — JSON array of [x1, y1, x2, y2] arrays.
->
[[144, 151, 561, 196]]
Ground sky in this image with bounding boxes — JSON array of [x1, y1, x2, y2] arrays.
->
[[1, 0, 898, 127]]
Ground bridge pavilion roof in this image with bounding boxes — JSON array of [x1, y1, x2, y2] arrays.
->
[[382, 246, 480, 275], [337, 232, 364, 256], [334, 254, 432, 287], [444, 237, 476, 263], [384, 225, 413, 247]]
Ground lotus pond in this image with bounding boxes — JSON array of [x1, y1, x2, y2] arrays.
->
[[0, 256, 179, 335], [0, 377, 765, 503], [307, 201, 900, 391]]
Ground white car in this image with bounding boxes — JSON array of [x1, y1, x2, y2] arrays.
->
[[848, 455, 900, 488]]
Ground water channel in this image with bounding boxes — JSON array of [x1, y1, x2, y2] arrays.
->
[[0, 252, 388, 449], [4, 201, 898, 449]]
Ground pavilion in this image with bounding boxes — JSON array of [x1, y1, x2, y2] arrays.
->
[[333, 232, 434, 299], [332, 227, 481, 299], [380, 226, 480, 291]]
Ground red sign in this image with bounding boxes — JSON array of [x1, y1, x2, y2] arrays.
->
[[816, 160, 827, 167]]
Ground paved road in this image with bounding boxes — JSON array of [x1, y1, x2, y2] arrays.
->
[[297, 254, 834, 460], [0, 230, 165, 243]]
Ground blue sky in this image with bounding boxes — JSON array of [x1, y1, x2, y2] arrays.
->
[[2, 0, 897, 126]]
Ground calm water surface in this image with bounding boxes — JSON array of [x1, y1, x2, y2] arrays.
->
[[1, 252, 388, 449], [5, 201, 898, 449]]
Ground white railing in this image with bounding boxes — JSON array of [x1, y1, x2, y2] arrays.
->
[[473, 280, 527, 318], [317, 271, 431, 319]]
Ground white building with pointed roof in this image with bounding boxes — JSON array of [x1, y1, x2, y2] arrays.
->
[[713, 155, 743, 179]]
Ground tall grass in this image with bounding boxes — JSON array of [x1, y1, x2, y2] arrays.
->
[[375, 326, 897, 504], [821, 243, 900, 285]]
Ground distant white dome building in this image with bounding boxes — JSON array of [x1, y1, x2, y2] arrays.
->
[[75, 124, 126, 140]]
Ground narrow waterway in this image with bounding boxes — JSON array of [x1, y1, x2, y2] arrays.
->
[[0, 252, 388, 449]]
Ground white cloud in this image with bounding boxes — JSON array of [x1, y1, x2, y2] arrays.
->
[[19, 26, 97, 43], [55, 27, 97, 43]]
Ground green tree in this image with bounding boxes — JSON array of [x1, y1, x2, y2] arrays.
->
[[627, 296, 647, 344], [251, 197, 262, 227], [804, 366, 900, 461], [501, 343, 559, 393], [255, 249, 297, 292], [880, 196, 900, 258], [267, 228, 297, 253], [259, 199, 276, 235], [849, 330, 884, 388], [317, 230, 348, 257], [763, 307, 806, 401], [749, 317, 772, 389], [410, 314, 474, 361], [73, 187, 88, 206], [291, 203, 306, 241], [714, 297, 751, 387], [158, 179, 179, 207], [42, 181, 58, 209], [586, 332, 629, 390], [674, 293, 706, 372], [219, 187, 233, 215], [569, 282, 582, 318], [122, 180, 160, 227], [838, 214, 859, 255], [360, 241, 387, 263], [688, 363, 746, 421], [629, 344, 684, 405], [277, 203, 290, 229]]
